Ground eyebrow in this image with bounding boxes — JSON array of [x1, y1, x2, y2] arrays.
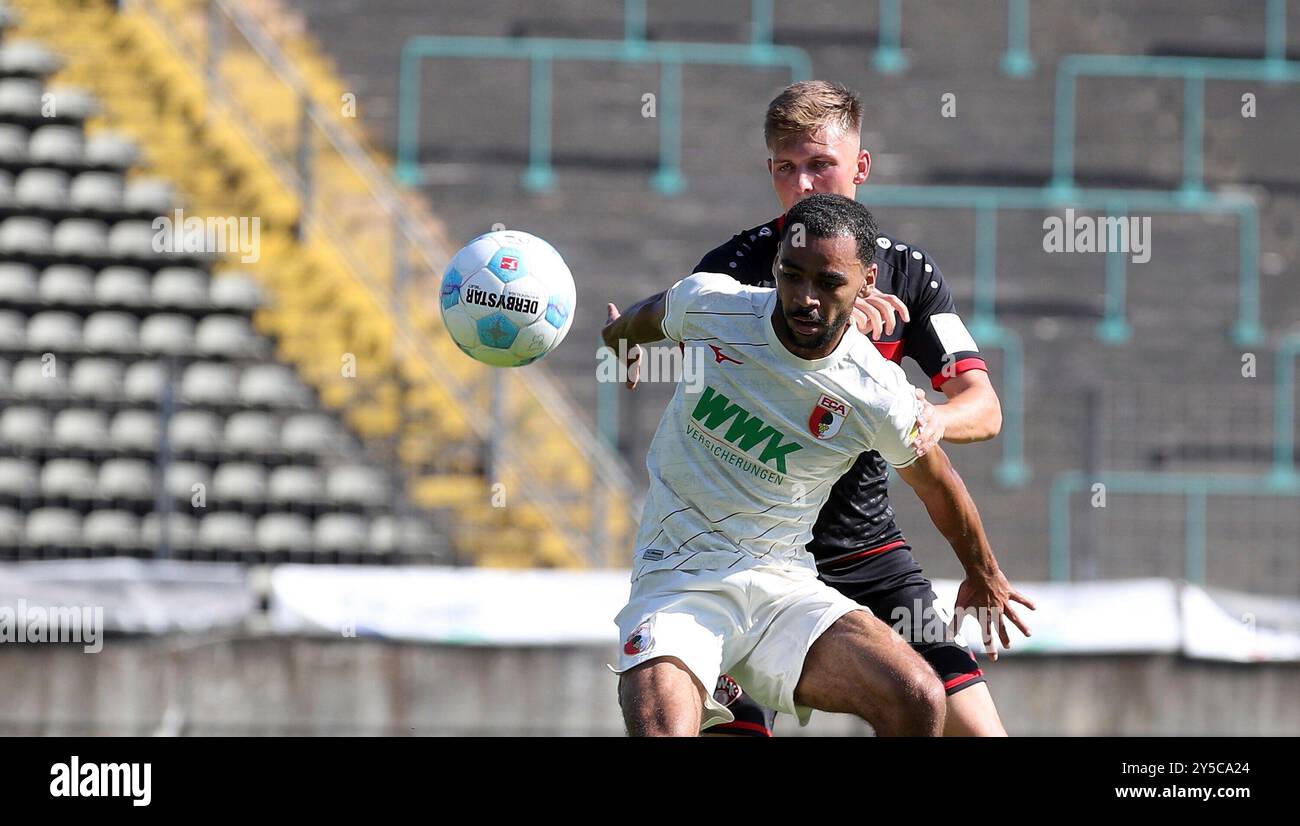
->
[[779, 258, 849, 281]]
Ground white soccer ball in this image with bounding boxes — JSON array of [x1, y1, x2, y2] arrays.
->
[[438, 230, 576, 368]]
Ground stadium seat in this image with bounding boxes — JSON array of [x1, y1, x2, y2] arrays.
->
[[239, 364, 309, 407], [25, 508, 81, 549], [68, 357, 123, 400], [106, 220, 159, 257], [83, 311, 139, 353], [0, 169, 10, 204], [38, 264, 95, 304], [0, 216, 52, 254], [169, 410, 222, 453], [165, 461, 210, 502], [0, 124, 27, 162], [94, 266, 152, 306], [11, 357, 67, 398], [327, 465, 389, 508], [0, 507, 21, 548], [223, 411, 278, 453], [0, 263, 38, 302], [97, 458, 154, 501], [256, 512, 313, 554], [82, 510, 140, 550], [52, 218, 110, 256], [0, 309, 25, 348], [69, 171, 124, 211], [27, 125, 84, 166], [370, 516, 438, 556], [84, 131, 140, 169], [50, 408, 110, 452], [210, 462, 268, 504], [25, 310, 82, 351], [0, 77, 42, 117], [152, 267, 209, 309], [196, 512, 255, 552], [196, 314, 263, 358], [210, 271, 265, 311], [139, 313, 195, 355], [0, 458, 38, 499], [0, 41, 62, 75], [41, 85, 98, 120], [266, 465, 323, 505], [122, 360, 170, 403], [314, 513, 369, 554], [281, 414, 339, 455], [39, 458, 96, 499], [108, 409, 160, 451], [180, 362, 238, 405], [140, 512, 198, 551], [0, 407, 49, 450], [14, 167, 69, 208], [123, 177, 175, 214]]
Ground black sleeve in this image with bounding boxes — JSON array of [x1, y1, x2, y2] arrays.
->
[[694, 236, 739, 276], [900, 251, 988, 390]]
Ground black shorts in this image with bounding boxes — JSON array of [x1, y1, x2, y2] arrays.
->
[[707, 544, 984, 736]]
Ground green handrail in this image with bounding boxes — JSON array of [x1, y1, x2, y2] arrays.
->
[[396, 35, 811, 194], [1049, 470, 1300, 581], [1001, 0, 1035, 77], [1274, 334, 1300, 484]]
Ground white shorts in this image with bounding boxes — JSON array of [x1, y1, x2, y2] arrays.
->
[[610, 559, 867, 730]]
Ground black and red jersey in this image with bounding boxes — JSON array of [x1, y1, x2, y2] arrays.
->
[[693, 215, 988, 566]]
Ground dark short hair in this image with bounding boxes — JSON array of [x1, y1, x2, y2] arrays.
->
[[783, 193, 879, 267]]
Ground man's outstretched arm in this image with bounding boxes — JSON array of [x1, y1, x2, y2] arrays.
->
[[895, 446, 1035, 659], [601, 292, 667, 389]]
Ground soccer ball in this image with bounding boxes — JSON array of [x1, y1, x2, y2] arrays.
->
[[438, 230, 576, 368]]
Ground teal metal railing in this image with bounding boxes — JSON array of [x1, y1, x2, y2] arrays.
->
[[1049, 470, 1300, 581], [1274, 333, 1300, 485], [395, 35, 811, 194], [860, 184, 1263, 346]]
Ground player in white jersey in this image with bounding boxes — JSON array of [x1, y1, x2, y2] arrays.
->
[[603, 194, 1023, 736]]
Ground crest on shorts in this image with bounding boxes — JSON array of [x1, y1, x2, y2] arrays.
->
[[808, 393, 851, 440], [624, 619, 654, 656], [713, 674, 744, 708]]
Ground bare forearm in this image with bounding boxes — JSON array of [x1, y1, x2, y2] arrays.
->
[[900, 448, 999, 575], [602, 291, 667, 349]]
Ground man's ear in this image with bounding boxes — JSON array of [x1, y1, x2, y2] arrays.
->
[[853, 148, 871, 185]]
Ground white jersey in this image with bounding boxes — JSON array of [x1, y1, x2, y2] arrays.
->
[[632, 272, 923, 580]]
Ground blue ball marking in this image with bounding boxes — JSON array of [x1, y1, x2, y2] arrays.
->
[[477, 312, 520, 349], [441, 266, 463, 310], [488, 248, 529, 283]]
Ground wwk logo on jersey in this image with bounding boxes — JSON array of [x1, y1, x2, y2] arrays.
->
[[808, 393, 851, 440]]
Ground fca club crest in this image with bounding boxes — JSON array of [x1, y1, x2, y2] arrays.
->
[[624, 620, 654, 656], [808, 393, 851, 440]]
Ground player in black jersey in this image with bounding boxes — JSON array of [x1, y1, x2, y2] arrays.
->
[[618, 81, 1034, 735]]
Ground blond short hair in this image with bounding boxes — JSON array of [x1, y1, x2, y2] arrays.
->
[[764, 80, 863, 150]]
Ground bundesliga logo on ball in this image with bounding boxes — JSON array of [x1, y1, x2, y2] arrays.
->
[[439, 230, 577, 367]]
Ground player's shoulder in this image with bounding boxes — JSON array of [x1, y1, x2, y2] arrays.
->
[[837, 332, 915, 411], [671, 271, 769, 315], [871, 231, 944, 295], [695, 216, 783, 284]]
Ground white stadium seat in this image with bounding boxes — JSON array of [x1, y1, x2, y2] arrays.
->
[[52, 218, 109, 256], [0, 77, 42, 117], [314, 513, 370, 553], [0, 508, 22, 547], [281, 414, 339, 455], [97, 459, 154, 501], [0, 458, 38, 498], [109, 409, 160, 451], [84, 131, 140, 168], [25, 310, 81, 351], [0, 263, 38, 302], [0, 406, 49, 448], [266, 465, 323, 504], [69, 357, 123, 400], [11, 357, 67, 398], [0, 216, 52, 254], [370, 516, 437, 556], [14, 167, 68, 208], [106, 220, 160, 258], [41, 86, 99, 120], [123, 360, 170, 403], [0, 41, 63, 75], [25, 508, 81, 548], [82, 510, 140, 549], [180, 361, 238, 405], [39, 458, 96, 499], [27, 125, 84, 165], [164, 462, 210, 501], [256, 512, 313, 554], [140, 512, 197, 551], [151, 267, 209, 309], [0, 309, 25, 348], [0, 123, 27, 162], [38, 264, 95, 304], [196, 314, 263, 358], [69, 171, 124, 211], [223, 411, 278, 453], [210, 462, 267, 504], [326, 465, 388, 508], [239, 364, 309, 407], [138, 312, 195, 355], [196, 512, 255, 552], [123, 177, 175, 214], [209, 272, 265, 311], [50, 408, 110, 451], [94, 266, 151, 306], [168, 410, 222, 453], [0, 168, 10, 204], [82, 311, 140, 353]]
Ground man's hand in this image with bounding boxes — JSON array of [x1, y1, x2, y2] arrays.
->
[[912, 388, 945, 457], [852, 285, 910, 340], [949, 569, 1035, 662], [604, 303, 643, 390]]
